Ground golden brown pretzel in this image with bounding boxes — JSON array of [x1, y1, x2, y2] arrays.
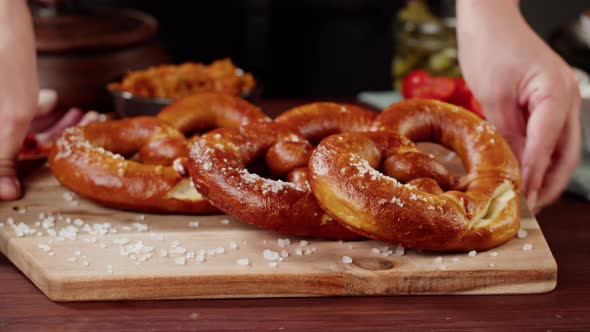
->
[[135, 92, 270, 164], [274, 102, 377, 143], [187, 122, 361, 239], [308, 99, 520, 251], [267, 102, 377, 176], [156, 92, 270, 134], [48, 117, 217, 214]]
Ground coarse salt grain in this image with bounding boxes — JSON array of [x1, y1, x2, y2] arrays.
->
[[215, 247, 225, 254], [468, 250, 477, 257], [228, 241, 238, 250], [522, 243, 533, 251], [438, 265, 447, 270], [219, 219, 230, 225], [489, 263, 495, 268], [278, 238, 291, 247], [434, 257, 443, 264], [188, 221, 200, 228], [390, 196, 404, 207], [371, 248, 380, 254], [280, 250, 289, 258], [489, 252, 498, 257], [173, 246, 187, 254], [160, 249, 168, 257], [299, 240, 309, 247], [236, 258, 250, 266], [294, 248, 303, 256], [268, 262, 278, 268], [451, 257, 461, 263], [175, 257, 186, 265], [342, 256, 353, 264], [132, 223, 149, 232], [517, 229, 528, 239], [263, 249, 280, 261]]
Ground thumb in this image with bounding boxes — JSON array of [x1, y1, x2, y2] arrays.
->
[[0, 158, 20, 200]]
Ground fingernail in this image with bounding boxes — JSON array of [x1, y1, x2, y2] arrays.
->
[[527, 190, 538, 211], [0, 176, 21, 200]]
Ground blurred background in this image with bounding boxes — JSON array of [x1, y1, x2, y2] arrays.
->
[[32, 0, 589, 98]]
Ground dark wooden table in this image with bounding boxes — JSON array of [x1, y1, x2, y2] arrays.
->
[[1, 99, 589, 331]]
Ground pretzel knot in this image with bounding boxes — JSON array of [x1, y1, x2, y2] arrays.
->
[[309, 99, 521, 251], [187, 102, 376, 239], [49, 93, 269, 213]]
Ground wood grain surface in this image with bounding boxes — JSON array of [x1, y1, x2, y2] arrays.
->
[[0, 162, 555, 301]]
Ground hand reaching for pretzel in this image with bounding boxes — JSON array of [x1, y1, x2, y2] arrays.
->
[[0, 1, 38, 200], [1, 86, 104, 200], [456, 0, 582, 213]]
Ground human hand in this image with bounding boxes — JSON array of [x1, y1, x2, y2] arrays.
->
[[456, 0, 582, 213], [0, 0, 39, 200], [1, 88, 104, 201]]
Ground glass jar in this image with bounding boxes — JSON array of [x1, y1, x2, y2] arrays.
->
[[392, 0, 460, 90]]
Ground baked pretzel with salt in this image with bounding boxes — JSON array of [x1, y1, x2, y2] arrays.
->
[[48, 117, 216, 213], [308, 99, 520, 251], [187, 102, 377, 239], [49, 93, 268, 214], [138, 92, 270, 165]]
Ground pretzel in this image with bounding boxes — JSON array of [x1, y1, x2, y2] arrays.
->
[[269, 102, 377, 177], [308, 99, 520, 251], [48, 117, 217, 213], [156, 92, 270, 134], [187, 122, 361, 239], [274, 102, 377, 144], [136, 92, 270, 164]]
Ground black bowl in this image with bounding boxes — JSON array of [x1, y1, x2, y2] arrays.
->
[[108, 88, 174, 118], [108, 86, 261, 118]]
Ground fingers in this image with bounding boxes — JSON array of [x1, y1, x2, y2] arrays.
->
[[0, 108, 34, 201], [0, 158, 20, 200], [535, 93, 582, 211], [480, 99, 527, 162], [520, 90, 570, 209]]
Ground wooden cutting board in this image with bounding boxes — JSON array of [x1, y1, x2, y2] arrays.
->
[[0, 164, 556, 301]]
